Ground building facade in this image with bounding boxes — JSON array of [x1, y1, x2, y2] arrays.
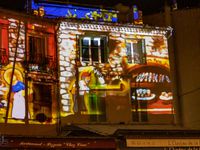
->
[[57, 21, 174, 125], [0, 1, 191, 149], [0, 12, 57, 125], [0, 9, 174, 124]]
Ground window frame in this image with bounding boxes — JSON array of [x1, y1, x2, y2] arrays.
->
[[26, 33, 48, 64], [79, 35, 108, 65], [125, 38, 146, 64]]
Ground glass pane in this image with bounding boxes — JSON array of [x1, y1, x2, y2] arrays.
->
[[139, 39, 146, 64], [82, 38, 89, 46], [101, 38, 107, 63], [29, 36, 33, 54], [132, 42, 139, 63], [81, 39, 89, 61], [29, 36, 35, 63], [91, 39, 99, 62], [93, 39, 99, 46], [126, 43, 132, 63], [28, 36, 46, 64], [133, 39, 146, 64]]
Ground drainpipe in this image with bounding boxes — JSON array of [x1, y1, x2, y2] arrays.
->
[[164, 0, 182, 126], [55, 23, 62, 135], [24, 21, 29, 124], [75, 35, 81, 116]]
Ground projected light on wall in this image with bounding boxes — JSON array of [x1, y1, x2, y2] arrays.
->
[[58, 21, 174, 123], [31, 0, 118, 22]]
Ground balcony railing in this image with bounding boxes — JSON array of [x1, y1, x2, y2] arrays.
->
[[24, 53, 57, 73]]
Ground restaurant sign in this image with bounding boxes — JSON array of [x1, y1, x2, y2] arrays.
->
[[126, 139, 200, 147], [0, 137, 116, 149]]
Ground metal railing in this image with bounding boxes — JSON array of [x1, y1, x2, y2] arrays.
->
[[24, 53, 57, 73]]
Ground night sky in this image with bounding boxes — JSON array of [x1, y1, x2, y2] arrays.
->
[[0, 0, 199, 15]]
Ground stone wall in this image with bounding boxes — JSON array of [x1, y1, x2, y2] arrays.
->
[[8, 18, 25, 62], [58, 25, 82, 116]]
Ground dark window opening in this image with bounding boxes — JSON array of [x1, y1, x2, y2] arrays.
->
[[81, 38, 90, 62], [32, 83, 52, 122], [27, 35, 55, 72], [28, 36, 46, 64], [91, 38, 99, 62], [100, 38, 107, 63]]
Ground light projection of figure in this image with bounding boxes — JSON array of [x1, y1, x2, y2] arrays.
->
[[11, 76, 25, 119], [68, 66, 128, 115], [4, 69, 26, 120], [78, 72, 91, 113], [69, 72, 91, 114], [70, 70, 104, 114]]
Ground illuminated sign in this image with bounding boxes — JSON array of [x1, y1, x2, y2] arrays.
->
[[0, 137, 116, 149], [31, 0, 118, 22], [126, 139, 200, 147]]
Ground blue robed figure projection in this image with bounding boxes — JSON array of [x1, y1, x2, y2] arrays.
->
[[4, 68, 26, 120], [11, 75, 26, 119]]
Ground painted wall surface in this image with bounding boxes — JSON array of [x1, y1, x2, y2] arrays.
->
[[0, 18, 57, 124], [0, 14, 174, 125], [0, 18, 26, 123], [58, 22, 174, 124]]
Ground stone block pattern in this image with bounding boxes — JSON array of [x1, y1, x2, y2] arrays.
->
[[58, 27, 82, 115], [8, 18, 25, 62]]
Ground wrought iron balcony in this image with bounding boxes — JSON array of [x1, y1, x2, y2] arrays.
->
[[24, 53, 57, 73]]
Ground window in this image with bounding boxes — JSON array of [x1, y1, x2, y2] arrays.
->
[[126, 39, 146, 64], [80, 36, 108, 64], [28, 35, 46, 64]]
